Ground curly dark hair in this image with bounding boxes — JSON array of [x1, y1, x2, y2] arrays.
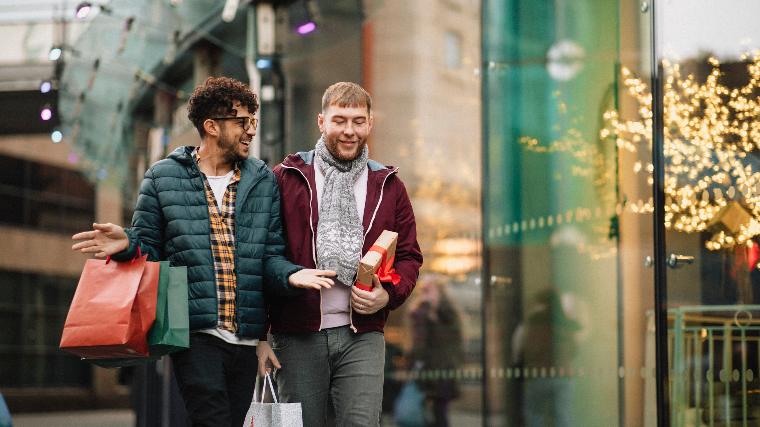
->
[[187, 76, 259, 137]]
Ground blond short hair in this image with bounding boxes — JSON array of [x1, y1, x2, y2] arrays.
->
[[321, 82, 372, 113]]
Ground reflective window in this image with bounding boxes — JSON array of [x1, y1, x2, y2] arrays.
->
[[0, 154, 95, 234], [656, 2, 760, 425], [0, 271, 91, 388], [482, 0, 654, 425]]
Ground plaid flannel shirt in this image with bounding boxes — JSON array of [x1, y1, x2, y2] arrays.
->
[[194, 150, 241, 333]]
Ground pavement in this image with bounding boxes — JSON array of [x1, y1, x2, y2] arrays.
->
[[11, 410, 135, 427], [383, 411, 483, 426], [11, 408, 481, 426]]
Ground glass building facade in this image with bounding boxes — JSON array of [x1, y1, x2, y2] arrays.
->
[[483, 0, 760, 425], [483, 0, 645, 424]]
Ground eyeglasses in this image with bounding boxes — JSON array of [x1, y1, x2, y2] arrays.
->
[[211, 116, 258, 131]]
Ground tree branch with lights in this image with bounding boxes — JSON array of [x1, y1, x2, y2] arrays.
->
[[604, 55, 760, 251]]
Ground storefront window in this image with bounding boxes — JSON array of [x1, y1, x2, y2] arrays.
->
[[485, 0, 760, 424], [656, 2, 760, 425], [482, 0, 655, 425]]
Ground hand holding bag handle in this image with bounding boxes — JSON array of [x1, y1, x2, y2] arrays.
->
[[254, 371, 279, 404]]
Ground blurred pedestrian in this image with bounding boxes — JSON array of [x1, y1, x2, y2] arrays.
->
[[71, 76, 334, 427], [511, 288, 581, 426], [267, 81, 423, 426], [408, 274, 464, 427], [0, 391, 11, 427]]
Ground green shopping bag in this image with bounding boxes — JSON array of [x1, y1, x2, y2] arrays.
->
[[148, 262, 189, 355], [90, 262, 188, 368]]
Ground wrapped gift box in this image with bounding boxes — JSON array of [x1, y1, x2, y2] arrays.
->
[[355, 230, 398, 291], [708, 200, 752, 234]]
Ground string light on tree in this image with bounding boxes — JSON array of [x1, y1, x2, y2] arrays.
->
[[519, 53, 760, 252], [602, 53, 760, 250]]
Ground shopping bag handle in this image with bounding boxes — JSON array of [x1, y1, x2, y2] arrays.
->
[[105, 246, 141, 264], [259, 372, 279, 404]]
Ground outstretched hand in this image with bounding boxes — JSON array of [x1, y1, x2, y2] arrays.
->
[[288, 269, 336, 290], [71, 222, 129, 258]]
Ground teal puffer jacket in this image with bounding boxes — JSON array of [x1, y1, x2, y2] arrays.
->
[[113, 146, 302, 339]]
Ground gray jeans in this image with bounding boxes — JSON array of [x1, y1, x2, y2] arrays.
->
[[271, 327, 385, 427]]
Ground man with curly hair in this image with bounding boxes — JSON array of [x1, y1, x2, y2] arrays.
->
[[72, 76, 335, 426]]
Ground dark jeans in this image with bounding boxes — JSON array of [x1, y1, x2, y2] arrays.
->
[[170, 333, 258, 427]]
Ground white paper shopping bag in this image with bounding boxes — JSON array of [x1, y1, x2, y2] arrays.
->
[[243, 372, 303, 427]]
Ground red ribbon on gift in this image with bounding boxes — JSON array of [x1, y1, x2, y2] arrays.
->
[[355, 245, 401, 291], [372, 245, 401, 285], [355, 282, 373, 292]]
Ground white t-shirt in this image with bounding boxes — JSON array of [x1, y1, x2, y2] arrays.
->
[[205, 169, 235, 209], [197, 169, 259, 346]]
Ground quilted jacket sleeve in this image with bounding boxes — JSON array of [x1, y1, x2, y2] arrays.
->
[[110, 167, 164, 262], [263, 176, 304, 297]]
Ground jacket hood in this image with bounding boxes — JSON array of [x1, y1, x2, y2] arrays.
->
[[281, 150, 394, 174], [168, 146, 195, 164]]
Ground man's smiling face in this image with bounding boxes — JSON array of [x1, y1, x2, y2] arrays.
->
[[218, 100, 256, 163], [318, 104, 373, 161]]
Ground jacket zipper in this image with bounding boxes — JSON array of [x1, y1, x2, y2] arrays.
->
[[280, 164, 323, 331], [364, 168, 398, 239], [349, 167, 399, 333], [231, 168, 265, 333]]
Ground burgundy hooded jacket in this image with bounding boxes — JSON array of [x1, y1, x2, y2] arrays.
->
[[270, 150, 423, 333]]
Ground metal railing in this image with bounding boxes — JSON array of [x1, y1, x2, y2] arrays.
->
[[669, 305, 760, 427]]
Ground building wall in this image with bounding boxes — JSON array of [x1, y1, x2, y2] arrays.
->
[[364, 0, 483, 419], [370, 0, 481, 253], [0, 13, 128, 412]]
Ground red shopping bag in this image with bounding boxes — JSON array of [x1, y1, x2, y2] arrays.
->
[[60, 255, 160, 359]]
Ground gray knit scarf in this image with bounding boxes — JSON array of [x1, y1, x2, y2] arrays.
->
[[315, 137, 368, 286]]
